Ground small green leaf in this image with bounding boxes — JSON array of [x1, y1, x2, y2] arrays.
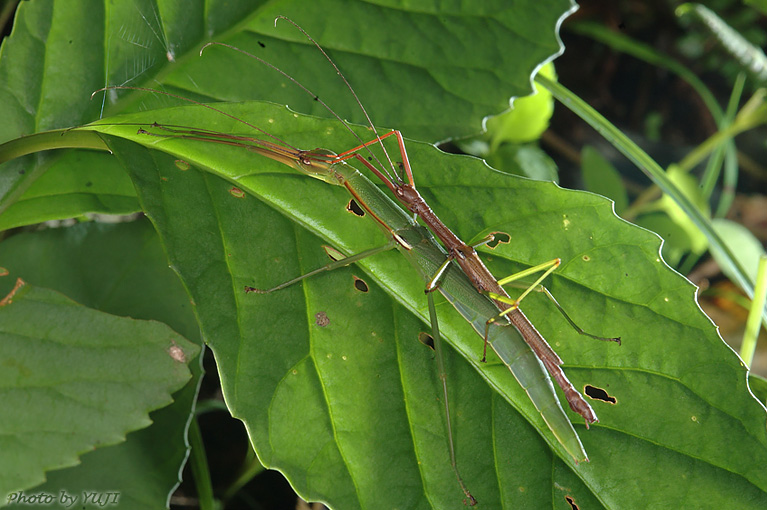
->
[[745, 0, 767, 16], [486, 143, 560, 181], [711, 219, 767, 285], [643, 164, 710, 254], [0, 279, 199, 501], [635, 212, 694, 266], [0, 220, 203, 506], [750, 374, 767, 403], [485, 63, 557, 149], [0, 151, 138, 230]]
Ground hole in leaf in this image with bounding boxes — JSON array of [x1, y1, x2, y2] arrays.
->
[[353, 276, 369, 293], [585, 385, 616, 404], [486, 231, 510, 249], [174, 159, 191, 171], [229, 187, 245, 198], [346, 199, 365, 217], [258, 41, 266, 48], [565, 496, 579, 510], [418, 332, 435, 351], [315, 311, 330, 327]]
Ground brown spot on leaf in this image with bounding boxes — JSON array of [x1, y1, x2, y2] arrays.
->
[[168, 342, 186, 363], [315, 311, 330, 327]]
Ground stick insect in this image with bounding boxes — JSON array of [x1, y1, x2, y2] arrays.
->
[[98, 19, 619, 504], [225, 17, 621, 425], [135, 115, 589, 504]]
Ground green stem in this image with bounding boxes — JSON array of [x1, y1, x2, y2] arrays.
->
[[536, 74, 756, 305], [0, 129, 109, 164], [188, 417, 217, 510], [707, 73, 745, 218], [741, 256, 767, 367], [567, 21, 724, 123], [0, 129, 111, 216], [222, 445, 265, 503], [677, 90, 767, 173]]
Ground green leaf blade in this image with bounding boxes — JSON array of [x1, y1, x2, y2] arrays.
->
[[0, 283, 199, 500], [85, 102, 767, 507], [0, 219, 203, 507]]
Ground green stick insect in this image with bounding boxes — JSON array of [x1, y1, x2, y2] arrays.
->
[[97, 19, 620, 504], [134, 116, 605, 504]]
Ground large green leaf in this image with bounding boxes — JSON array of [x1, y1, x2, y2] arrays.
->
[[76, 101, 767, 508], [0, 0, 574, 226]]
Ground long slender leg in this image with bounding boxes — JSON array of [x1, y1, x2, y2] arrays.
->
[[486, 258, 620, 344], [502, 281, 621, 345], [334, 129, 400, 160], [332, 130, 417, 196], [482, 259, 619, 424], [424, 235, 496, 293], [491, 259, 563, 311], [336, 129, 414, 185], [426, 291, 477, 506], [415, 246, 477, 503], [247, 237, 477, 503], [424, 255, 454, 293], [245, 241, 396, 293]]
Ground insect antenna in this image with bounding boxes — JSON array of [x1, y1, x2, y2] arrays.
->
[[200, 19, 400, 184], [274, 16, 402, 182], [90, 86, 301, 152]]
